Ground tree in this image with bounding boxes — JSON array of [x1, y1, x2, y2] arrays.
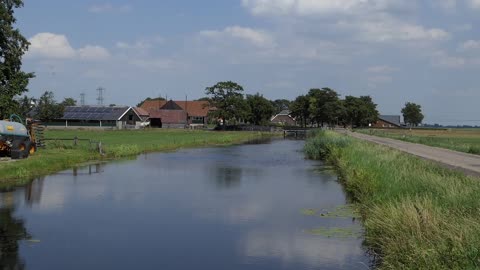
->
[[402, 102, 424, 127], [17, 95, 36, 118], [271, 99, 291, 115], [290, 95, 310, 128], [60, 97, 77, 107], [0, 0, 35, 119], [246, 93, 274, 125], [35, 91, 64, 122], [205, 81, 248, 125], [307, 88, 340, 126], [343, 95, 379, 127], [137, 97, 165, 107]]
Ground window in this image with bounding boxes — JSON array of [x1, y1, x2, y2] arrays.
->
[[129, 114, 134, 121]]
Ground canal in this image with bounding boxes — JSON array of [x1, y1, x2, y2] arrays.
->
[[0, 139, 370, 269]]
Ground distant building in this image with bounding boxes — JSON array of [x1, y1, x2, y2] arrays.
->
[[141, 100, 212, 128], [270, 110, 296, 126], [372, 115, 402, 128], [49, 106, 145, 129]]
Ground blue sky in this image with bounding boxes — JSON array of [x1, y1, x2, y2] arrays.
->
[[16, 0, 480, 125]]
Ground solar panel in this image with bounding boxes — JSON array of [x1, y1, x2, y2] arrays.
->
[[60, 106, 131, 121]]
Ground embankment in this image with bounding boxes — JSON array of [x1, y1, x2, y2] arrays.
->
[[305, 131, 480, 269], [0, 129, 272, 187]]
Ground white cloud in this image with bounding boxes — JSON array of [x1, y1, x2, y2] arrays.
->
[[367, 65, 397, 73], [26, 32, 110, 61], [200, 26, 275, 48], [468, 0, 480, 8], [116, 41, 152, 50], [78, 45, 111, 60], [129, 59, 176, 71], [242, 0, 413, 16], [430, 50, 466, 68], [27, 33, 76, 59], [88, 3, 132, 13], [337, 17, 450, 43], [459, 40, 480, 51]]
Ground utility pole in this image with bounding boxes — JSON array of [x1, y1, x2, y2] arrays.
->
[[97, 87, 105, 106]]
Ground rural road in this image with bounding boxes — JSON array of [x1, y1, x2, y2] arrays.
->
[[341, 130, 480, 177]]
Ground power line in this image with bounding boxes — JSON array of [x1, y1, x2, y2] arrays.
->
[[80, 93, 86, 106], [97, 87, 105, 106]]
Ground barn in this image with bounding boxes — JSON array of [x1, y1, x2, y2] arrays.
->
[[141, 100, 211, 128], [49, 106, 146, 129], [372, 115, 402, 128]]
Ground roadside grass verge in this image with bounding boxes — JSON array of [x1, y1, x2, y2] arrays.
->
[[357, 128, 480, 155], [305, 131, 480, 269], [0, 129, 272, 187]]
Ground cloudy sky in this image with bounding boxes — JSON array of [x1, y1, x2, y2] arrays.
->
[[16, 0, 480, 125]]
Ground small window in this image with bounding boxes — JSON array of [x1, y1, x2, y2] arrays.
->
[[129, 114, 134, 121]]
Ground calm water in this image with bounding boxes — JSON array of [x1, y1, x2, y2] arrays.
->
[[0, 140, 370, 270]]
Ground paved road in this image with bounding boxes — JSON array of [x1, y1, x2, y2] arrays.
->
[[342, 131, 480, 177]]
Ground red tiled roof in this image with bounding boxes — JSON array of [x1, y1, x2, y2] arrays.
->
[[141, 100, 211, 117], [133, 107, 149, 116]]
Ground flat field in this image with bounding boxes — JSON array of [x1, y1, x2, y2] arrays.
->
[[357, 128, 480, 154], [0, 129, 270, 187]]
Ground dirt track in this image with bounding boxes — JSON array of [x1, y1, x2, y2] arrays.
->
[[342, 130, 480, 177]]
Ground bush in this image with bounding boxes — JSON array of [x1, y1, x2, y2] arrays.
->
[[304, 131, 351, 160]]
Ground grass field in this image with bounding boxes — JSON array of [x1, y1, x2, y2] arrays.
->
[[357, 128, 480, 154], [305, 131, 480, 269], [0, 129, 271, 187]]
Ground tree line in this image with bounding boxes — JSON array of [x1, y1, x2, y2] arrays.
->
[[204, 82, 380, 128]]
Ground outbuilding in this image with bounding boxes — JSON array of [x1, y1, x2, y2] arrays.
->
[[372, 115, 402, 128], [50, 106, 145, 129]]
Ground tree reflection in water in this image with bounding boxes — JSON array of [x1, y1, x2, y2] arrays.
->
[[0, 198, 30, 270]]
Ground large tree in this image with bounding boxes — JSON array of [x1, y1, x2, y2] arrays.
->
[[61, 97, 77, 107], [290, 95, 310, 128], [246, 93, 274, 125], [205, 81, 248, 125], [343, 95, 379, 127], [0, 0, 34, 119], [402, 102, 424, 127], [307, 88, 340, 126], [35, 91, 64, 122]]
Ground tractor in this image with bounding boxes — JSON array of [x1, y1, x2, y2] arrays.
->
[[0, 115, 37, 159]]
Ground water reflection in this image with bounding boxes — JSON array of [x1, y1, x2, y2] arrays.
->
[[213, 167, 242, 189], [0, 193, 30, 270], [0, 140, 370, 270]]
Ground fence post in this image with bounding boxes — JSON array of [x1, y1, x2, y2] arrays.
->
[[74, 136, 78, 146]]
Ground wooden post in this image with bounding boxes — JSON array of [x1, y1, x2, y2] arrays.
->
[[74, 136, 78, 146]]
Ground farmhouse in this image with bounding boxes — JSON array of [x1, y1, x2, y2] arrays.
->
[[141, 100, 211, 128], [49, 106, 146, 129], [372, 115, 402, 128], [271, 110, 296, 126]]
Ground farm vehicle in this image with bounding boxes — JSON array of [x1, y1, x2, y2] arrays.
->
[[0, 115, 38, 159]]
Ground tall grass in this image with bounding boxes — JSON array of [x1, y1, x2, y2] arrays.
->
[[306, 131, 480, 269]]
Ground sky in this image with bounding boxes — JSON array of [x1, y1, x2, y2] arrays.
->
[[15, 0, 480, 125]]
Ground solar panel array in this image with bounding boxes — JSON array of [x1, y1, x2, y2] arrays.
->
[[62, 106, 129, 121]]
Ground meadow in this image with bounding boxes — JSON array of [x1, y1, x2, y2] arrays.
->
[[0, 129, 270, 187], [357, 128, 480, 154], [305, 131, 480, 269]]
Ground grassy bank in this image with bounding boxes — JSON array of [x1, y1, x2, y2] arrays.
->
[[305, 131, 480, 269], [357, 128, 480, 155], [0, 129, 272, 187]]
